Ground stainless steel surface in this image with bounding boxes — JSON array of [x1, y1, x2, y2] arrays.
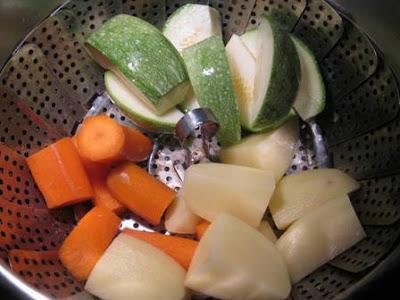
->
[[0, 0, 399, 299], [0, 0, 66, 69]]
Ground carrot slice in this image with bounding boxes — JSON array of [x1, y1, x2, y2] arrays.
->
[[71, 135, 110, 177], [26, 137, 93, 209], [91, 174, 125, 214], [107, 162, 175, 225], [76, 115, 153, 164], [59, 207, 121, 281], [123, 229, 197, 270], [196, 219, 211, 240]]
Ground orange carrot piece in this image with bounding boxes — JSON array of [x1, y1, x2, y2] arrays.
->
[[123, 126, 153, 162], [71, 135, 108, 176], [107, 162, 176, 225], [59, 207, 121, 281], [91, 174, 125, 214], [26, 138, 93, 209], [76, 115, 153, 164], [196, 219, 210, 240], [123, 229, 197, 270]]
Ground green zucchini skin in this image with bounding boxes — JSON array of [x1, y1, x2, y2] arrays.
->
[[251, 16, 301, 132], [86, 14, 188, 110], [182, 36, 241, 146]]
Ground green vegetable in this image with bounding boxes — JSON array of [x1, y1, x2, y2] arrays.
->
[[182, 36, 241, 146], [105, 71, 184, 133], [291, 36, 326, 120], [241, 16, 301, 132], [86, 14, 189, 115], [163, 4, 222, 52]]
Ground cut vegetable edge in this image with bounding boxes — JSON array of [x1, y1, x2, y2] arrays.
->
[[240, 29, 258, 59], [105, 71, 184, 133], [244, 16, 301, 132], [291, 36, 326, 121], [163, 4, 222, 51], [86, 42, 189, 115], [225, 34, 257, 128]]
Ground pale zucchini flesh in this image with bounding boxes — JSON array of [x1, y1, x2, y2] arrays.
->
[[225, 34, 257, 128], [250, 16, 301, 132], [105, 71, 184, 133], [163, 4, 222, 52], [240, 29, 259, 59], [182, 36, 241, 146], [291, 36, 326, 120], [86, 14, 189, 114]]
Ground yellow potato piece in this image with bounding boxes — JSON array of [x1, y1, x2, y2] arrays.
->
[[270, 168, 360, 229], [276, 195, 366, 283], [165, 195, 201, 234], [258, 220, 277, 243], [85, 233, 189, 300], [186, 213, 291, 300], [182, 163, 275, 228], [220, 119, 299, 181]]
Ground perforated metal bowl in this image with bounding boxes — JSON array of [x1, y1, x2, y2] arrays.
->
[[0, 0, 399, 299]]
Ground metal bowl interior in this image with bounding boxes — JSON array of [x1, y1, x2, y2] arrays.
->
[[0, 0, 399, 299]]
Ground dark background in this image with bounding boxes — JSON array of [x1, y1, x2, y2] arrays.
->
[[0, 0, 399, 299]]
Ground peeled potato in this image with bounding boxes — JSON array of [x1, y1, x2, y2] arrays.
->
[[220, 119, 299, 181], [185, 213, 291, 300], [182, 163, 275, 228], [85, 233, 189, 300], [270, 168, 360, 229], [276, 195, 366, 283], [258, 220, 277, 243], [165, 195, 201, 234]]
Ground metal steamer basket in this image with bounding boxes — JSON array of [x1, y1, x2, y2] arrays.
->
[[0, 0, 399, 299]]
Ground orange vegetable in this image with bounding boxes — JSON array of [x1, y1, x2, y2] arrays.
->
[[59, 207, 121, 281], [123, 229, 197, 270], [91, 174, 125, 214], [107, 162, 176, 225], [76, 115, 153, 164], [71, 135, 109, 177], [26, 137, 93, 209], [196, 219, 210, 240]]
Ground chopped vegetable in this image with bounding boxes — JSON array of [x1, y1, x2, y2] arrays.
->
[[123, 229, 197, 270], [182, 36, 241, 146], [105, 71, 184, 133], [225, 34, 257, 129], [91, 174, 125, 214], [85, 233, 189, 300], [164, 195, 201, 235], [86, 15, 189, 115], [270, 168, 360, 229], [220, 118, 299, 181], [276, 195, 366, 283], [106, 162, 176, 225], [59, 207, 121, 281], [195, 219, 210, 240], [243, 16, 300, 132], [186, 213, 291, 300], [182, 163, 275, 228], [258, 220, 277, 243], [291, 36, 326, 120], [26, 137, 93, 209], [76, 115, 152, 164], [163, 4, 222, 51], [71, 135, 111, 177]]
